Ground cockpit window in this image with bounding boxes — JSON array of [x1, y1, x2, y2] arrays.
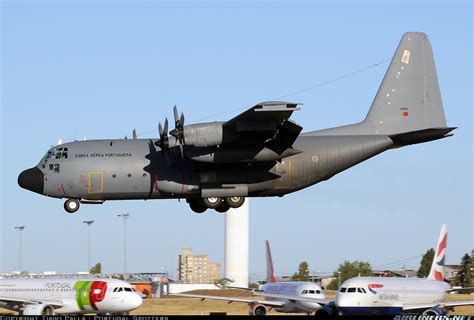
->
[[347, 287, 356, 293], [339, 287, 347, 292], [46, 147, 68, 160], [358, 288, 366, 293], [124, 287, 133, 292]]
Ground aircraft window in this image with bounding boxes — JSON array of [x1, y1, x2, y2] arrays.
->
[[348, 288, 356, 293], [316, 290, 321, 294], [47, 147, 68, 160], [118, 288, 123, 292], [357, 288, 363, 293], [360, 288, 366, 293], [308, 290, 315, 294], [54, 164, 60, 173], [49, 164, 54, 171], [302, 290, 307, 294], [339, 287, 347, 292], [124, 288, 133, 292]]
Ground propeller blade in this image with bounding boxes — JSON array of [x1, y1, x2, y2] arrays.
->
[[158, 122, 163, 137], [173, 105, 179, 126], [164, 118, 169, 136]]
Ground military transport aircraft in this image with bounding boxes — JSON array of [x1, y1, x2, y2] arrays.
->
[[18, 32, 455, 213]]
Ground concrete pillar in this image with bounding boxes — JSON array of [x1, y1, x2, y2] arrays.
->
[[224, 198, 249, 288]]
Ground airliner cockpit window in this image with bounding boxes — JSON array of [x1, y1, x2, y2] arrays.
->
[[124, 288, 133, 292], [339, 287, 347, 292], [347, 287, 356, 293]]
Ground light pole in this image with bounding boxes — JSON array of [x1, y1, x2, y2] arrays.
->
[[82, 220, 94, 271], [14, 226, 25, 272], [337, 271, 342, 289], [117, 213, 130, 275]]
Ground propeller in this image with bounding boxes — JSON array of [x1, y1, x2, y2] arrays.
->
[[155, 118, 169, 151], [170, 105, 185, 145]]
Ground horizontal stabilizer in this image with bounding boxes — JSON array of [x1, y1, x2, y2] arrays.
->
[[389, 127, 456, 147]]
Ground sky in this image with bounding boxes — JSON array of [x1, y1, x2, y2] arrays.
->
[[1, 1, 472, 281]]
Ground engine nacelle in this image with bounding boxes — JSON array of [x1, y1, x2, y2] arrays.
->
[[248, 303, 267, 316], [182, 122, 234, 147], [23, 304, 55, 315], [422, 307, 447, 316], [314, 302, 336, 319]]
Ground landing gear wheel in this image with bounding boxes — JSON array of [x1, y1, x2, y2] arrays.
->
[[202, 197, 222, 209], [225, 196, 245, 208], [215, 203, 230, 213], [189, 200, 207, 214], [64, 199, 80, 213]]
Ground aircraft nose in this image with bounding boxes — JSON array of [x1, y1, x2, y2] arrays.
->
[[18, 167, 44, 194], [130, 293, 143, 310]]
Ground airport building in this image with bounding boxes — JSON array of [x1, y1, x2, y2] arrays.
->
[[177, 248, 221, 284]]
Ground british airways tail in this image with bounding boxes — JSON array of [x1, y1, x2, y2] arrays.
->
[[427, 224, 448, 281], [266, 240, 277, 283]]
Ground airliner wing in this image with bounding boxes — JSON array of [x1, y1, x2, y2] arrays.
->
[[171, 293, 284, 307], [0, 296, 63, 307], [447, 287, 474, 293], [402, 300, 474, 311], [252, 291, 333, 305]]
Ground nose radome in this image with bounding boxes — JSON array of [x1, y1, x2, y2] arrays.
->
[[131, 293, 143, 310], [18, 167, 44, 194]]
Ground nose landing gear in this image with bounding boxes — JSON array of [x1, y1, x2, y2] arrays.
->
[[64, 199, 80, 213]]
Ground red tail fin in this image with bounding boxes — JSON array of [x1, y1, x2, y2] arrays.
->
[[266, 240, 277, 283]]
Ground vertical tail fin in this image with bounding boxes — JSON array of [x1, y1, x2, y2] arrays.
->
[[363, 32, 448, 135], [427, 224, 448, 281], [265, 240, 277, 283]]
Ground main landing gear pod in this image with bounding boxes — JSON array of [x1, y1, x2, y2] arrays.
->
[[187, 196, 246, 213]]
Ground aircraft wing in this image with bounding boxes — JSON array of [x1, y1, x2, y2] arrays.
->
[[252, 291, 332, 305], [223, 101, 303, 149], [0, 296, 63, 307], [402, 300, 474, 311], [171, 293, 284, 307]]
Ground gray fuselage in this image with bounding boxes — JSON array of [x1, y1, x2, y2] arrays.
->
[[32, 133, 393, 201]]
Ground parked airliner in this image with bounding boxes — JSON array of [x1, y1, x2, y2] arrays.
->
[[174, 240, 330, 315], [0, 277, 142, 315], [313, 225, 474, 317]]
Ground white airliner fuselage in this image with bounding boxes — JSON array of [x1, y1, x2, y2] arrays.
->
[[336, 277, 450, 315], [0, 278, 142, 315], [260, 281, 325, 313]]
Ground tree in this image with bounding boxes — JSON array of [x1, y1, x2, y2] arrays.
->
[[457, 253, 473, 290], [417, 249, 434, 278], [327, 260, 373, 290], [291, 261, 310, 281], [213, 277, 234, 289], [89, 263, 102, 274]]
